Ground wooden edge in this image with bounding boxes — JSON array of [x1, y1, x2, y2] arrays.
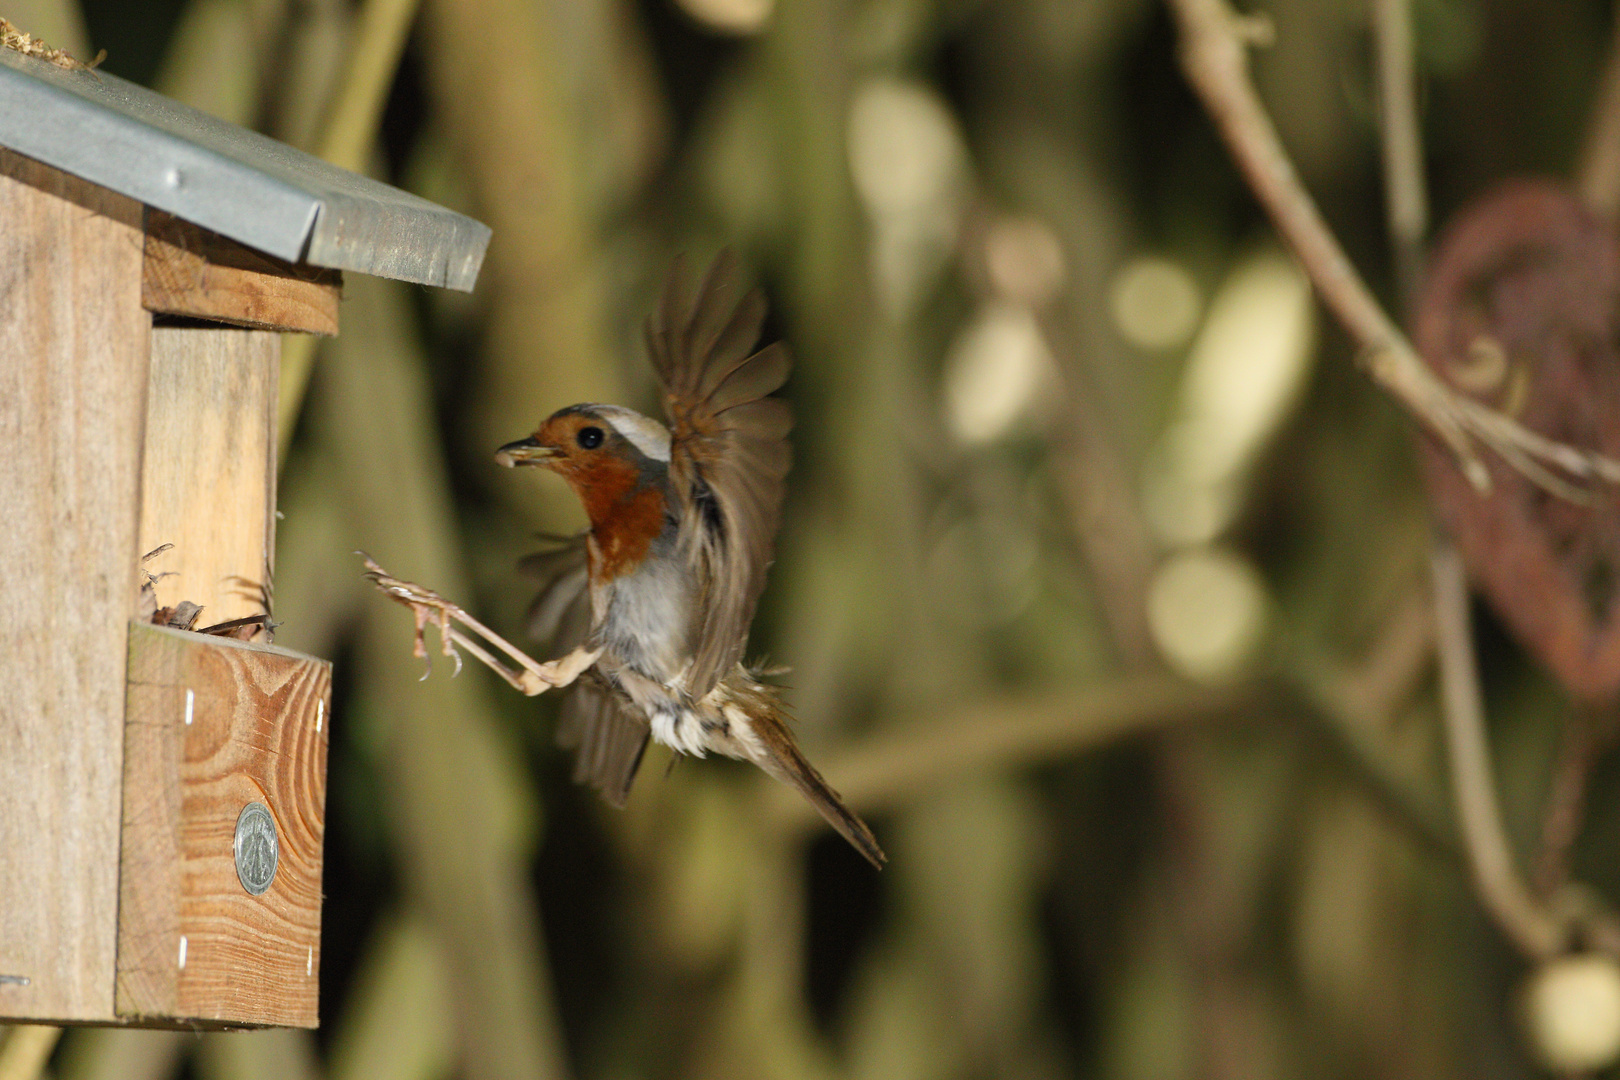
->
[[142, 209, 341, 335], [0, 145, 147, 1025]]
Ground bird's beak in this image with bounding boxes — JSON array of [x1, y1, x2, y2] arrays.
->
[[495, 436, 559, 468]]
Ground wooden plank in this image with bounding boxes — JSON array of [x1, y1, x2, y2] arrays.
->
[[138, 327, 278, 630], [0, 146, 149, 1023], [118, 624, 330, 1028], [143, 210, 342, 336]]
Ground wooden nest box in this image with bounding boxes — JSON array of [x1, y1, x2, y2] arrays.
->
[[0, 48, 490, 1029]]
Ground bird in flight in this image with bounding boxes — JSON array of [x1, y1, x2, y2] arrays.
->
[[486, 251, 884, 867]]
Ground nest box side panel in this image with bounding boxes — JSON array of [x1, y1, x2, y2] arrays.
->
[[0, 147, 149, 1022], [118, 624, 330, 1028], [139, 327, 278, 627]]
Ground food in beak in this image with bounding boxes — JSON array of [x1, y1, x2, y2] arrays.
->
[[495, 437, 557, 468]]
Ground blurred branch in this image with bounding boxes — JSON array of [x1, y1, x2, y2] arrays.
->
[[1039, 301, 1159, 668], [194, 1030, 320, 1080], [278, 0, 424, 462], [1431, 541, 1564, 959], [56, 1029, 186, 1080], [1167, 0, 1620, 497], [0, 1027, 60, 1080], [327, 912, 455, 1080], [1375, 0, 1620, 960], [1578, 5, 1620, 217], [1534, 712, 1607, 896], [417, 0, 620, 526], [314, 0, 419, 174], [328, 275, 572, 1080], [1372, 0, 1427, 306], [772, 633, 1449, 858], [1329, 585, 1434, 726], [1287, 642, 1454, 855], [764, 675, 1258, 834]]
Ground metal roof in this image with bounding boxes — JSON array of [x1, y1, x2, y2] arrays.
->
[[0, 47, 490, 291]]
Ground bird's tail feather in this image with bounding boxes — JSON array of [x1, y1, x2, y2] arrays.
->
[[743, 696, 885, 869]]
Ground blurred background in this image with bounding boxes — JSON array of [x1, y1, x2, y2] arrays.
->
[[4, 0, 1619, 1076]]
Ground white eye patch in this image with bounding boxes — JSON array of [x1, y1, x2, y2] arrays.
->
[[594, 405, 672, 462]]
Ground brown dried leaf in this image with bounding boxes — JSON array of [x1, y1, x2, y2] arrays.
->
[[0, 16, 103, 71], [1417, 178, 1620, 703], [159, 601, 204, 632]]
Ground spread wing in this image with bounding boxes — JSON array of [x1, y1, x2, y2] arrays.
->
[[521, 536, 650, 805], [644, 250, 792, 698]]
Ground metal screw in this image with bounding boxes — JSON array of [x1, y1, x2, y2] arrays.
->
[[234, 802, 278, 896]]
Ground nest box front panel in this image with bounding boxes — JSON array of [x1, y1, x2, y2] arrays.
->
[[117, 623, 330, 1028]]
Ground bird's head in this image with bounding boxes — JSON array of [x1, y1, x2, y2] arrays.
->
[[496, 404, 672, 517]]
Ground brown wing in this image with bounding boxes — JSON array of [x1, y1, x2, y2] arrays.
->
[[645, 250, 792, 697], [555, 674, 650, 807], [519, 532, 591, 646], [522, 535, 651, 805]]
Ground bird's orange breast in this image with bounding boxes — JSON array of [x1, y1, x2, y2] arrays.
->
[[566, 457, 669, 582]]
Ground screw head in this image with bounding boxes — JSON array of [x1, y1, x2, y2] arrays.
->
[[234, 802, 278, 896]]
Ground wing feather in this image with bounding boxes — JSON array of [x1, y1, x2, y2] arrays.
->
[[556, 676, 650, 807], [522, 535, 651, 805], [682, 249, 746, 366], [649, 251, 793, 697], [710, 342, 791, 413], [698, 289, 769, 398]]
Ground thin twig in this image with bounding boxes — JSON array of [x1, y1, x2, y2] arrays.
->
[[1167, 0, 1620, 497], [1578, 5, 1620, 218], [1534, 713, 1600, 896], [1287, 649, 1455, 854], [1038, 303, 1160, 668], [1323, 583, 1435, 728], [1431, 541, 1565, 958], [1373, 0, 1427, 307]]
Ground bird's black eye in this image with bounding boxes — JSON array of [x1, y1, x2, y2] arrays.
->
[[576, 425, 605, 450]]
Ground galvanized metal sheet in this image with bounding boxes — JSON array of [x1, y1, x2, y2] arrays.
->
[[0, 48, 490, 291]]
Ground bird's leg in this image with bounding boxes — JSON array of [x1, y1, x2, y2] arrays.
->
[[533, 645, 604, 690], [360, 554, 599, 696]]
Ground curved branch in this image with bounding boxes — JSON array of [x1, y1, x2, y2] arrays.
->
[[1432, 541, 1566, 958], [1168, 0, 1620, 497]]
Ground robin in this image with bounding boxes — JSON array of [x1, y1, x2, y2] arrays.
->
[[494, 251, 885, 868]]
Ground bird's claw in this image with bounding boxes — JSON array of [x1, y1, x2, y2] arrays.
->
[[364, 554, 467, 680], [360, 553, 581, 697]]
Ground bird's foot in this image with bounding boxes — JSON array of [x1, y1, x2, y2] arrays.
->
[[360, 553, 591, 696], [530, 645, 605, 691]]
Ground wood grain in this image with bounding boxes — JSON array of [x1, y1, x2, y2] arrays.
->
[[0, 147, 149, 1023], [118, 624, 330, 1028], [139, 327, 278, 630], [143, 210, 342, 336]]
